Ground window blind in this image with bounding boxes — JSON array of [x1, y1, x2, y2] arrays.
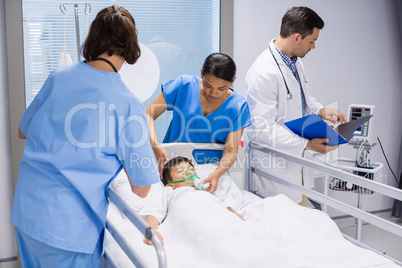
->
[[22, 0, 220, 141]]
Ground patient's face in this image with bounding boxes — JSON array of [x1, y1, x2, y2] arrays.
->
[[168, 161, 196, 189]]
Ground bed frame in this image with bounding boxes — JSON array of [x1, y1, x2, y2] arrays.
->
[[104, 188, 167, 268], [103, 142, 402, 267], [247, 142, 402, 265]]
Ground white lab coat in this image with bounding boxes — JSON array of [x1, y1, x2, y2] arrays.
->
[[244, 39, 323, 203]]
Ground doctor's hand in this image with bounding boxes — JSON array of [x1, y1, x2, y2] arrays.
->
[[153, 146, 169, 178], [306, 138, 338, 154], [318, 108, 347, 125], [201, 171, 220, 194]]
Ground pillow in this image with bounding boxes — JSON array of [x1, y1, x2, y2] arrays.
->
[[109, 169, 165, 216], [106, 201, 126, 224]]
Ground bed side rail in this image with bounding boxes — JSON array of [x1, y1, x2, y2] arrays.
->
[[106, 188, 167, 268], [248, 142, 402, 239], [342, 234, 402, 266]]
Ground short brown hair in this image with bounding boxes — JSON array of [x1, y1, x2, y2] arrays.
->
[[280, 6, 324, 39], [82, 5, 141, 64]]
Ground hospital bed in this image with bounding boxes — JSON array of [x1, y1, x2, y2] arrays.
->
[[102, 142, 402, 268]]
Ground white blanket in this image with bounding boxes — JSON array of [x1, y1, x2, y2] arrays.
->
[[105, 193, 399, 267]]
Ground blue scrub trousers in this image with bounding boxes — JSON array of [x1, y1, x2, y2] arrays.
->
[[16, 228, 102, 268]]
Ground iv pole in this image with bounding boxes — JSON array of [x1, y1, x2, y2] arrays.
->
[[59, 3, 91, 61]]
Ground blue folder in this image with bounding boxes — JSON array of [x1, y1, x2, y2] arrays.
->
[[284, 114, 373, 146]]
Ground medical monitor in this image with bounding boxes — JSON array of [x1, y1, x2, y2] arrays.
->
[[347, 104, 376, 145]]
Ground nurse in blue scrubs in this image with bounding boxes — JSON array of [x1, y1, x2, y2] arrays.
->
[[146, 53, 251, 193], [11, 6, 159, 267]]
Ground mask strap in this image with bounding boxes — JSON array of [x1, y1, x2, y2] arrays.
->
[[169, 177, 185, 184]]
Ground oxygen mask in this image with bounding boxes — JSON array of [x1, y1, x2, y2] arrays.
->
[[181, 169, 205, 191]]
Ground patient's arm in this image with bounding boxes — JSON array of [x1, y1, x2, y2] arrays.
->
[[226, 207, 244, 221], [144, 215, 164, 245]]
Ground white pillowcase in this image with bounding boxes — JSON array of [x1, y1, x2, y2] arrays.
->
[[108, 163, 244, 219], [109, 170, 165, 216]]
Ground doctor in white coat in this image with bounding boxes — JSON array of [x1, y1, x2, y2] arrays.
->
[[245, 6, 346, 204]]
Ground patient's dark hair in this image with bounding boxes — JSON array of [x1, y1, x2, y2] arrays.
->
[[162, 156, 194, 185], [202, 53, 236, 82], [280, 6, 324, 39], [82, 5, 141, 64]]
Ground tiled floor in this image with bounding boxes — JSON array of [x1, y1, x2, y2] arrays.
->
[[334, 211, 402, 264]]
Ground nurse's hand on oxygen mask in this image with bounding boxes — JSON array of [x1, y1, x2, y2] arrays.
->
[[200, 171, 220, 194], [182, 169, 208, 191], [318, 108, 347, 125]]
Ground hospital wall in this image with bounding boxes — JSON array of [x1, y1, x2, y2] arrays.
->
[[0, 0, 16, 261], [233, 0, 402, 215]]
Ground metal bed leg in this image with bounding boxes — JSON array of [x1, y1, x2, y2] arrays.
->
[[247, 148, 253, 192], [323, 174, 329, 213], [355, 190, 363, 241]]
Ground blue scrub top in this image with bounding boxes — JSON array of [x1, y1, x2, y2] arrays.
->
[[162, 75, 251, 162], [11, 61, 160, 254]]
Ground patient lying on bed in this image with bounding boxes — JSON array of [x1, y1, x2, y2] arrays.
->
[[107, 156, 399, 267], [142, 156, 243, 245]]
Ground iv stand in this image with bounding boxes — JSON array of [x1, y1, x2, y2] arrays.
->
[[59, 3, 91, 61]]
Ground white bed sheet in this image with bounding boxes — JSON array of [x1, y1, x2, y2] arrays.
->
[[104, 191, 399, 268]]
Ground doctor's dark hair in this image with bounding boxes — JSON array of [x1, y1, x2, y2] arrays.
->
[[202, 53, 236, 82], [280, 6, 324, 39], [82, 5, 141, 64], [162, 156, 194, 185]]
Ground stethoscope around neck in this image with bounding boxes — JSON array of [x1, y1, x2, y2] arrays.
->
[[268, 45, 293, 100], [86, 57, 118, 73]]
